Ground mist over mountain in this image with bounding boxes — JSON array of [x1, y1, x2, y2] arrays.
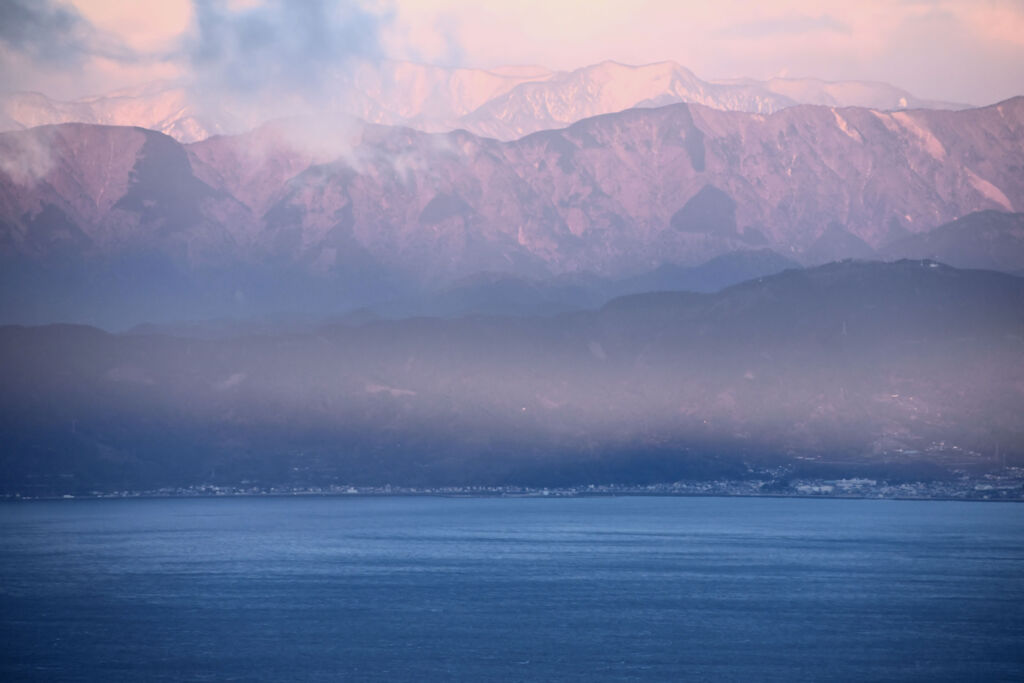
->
[[2, 261, 1021, 495], [0, 60, 968, 144], [1, 97, 1021, 328]]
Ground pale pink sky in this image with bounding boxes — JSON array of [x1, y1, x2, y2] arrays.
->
[[2, 0, 1023, 105]]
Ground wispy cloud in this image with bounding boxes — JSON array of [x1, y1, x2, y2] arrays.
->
[[0, 125, 56, 185]]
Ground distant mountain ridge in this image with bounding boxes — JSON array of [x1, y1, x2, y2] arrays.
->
[[369, 249, 804, 320], [882, 211, 1024, 272], [0, 60, 967, 143], [1, 98, 1021, 327]]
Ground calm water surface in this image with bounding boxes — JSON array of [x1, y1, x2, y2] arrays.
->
[[2, 496, 1022, 681]]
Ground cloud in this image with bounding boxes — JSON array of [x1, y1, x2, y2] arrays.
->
[[185, 0, 387, 98], [0, 0, 93, 66], [0, 126, 56, 185], [69, 0, 194, 53], [171, 1, 393, 154], [0, 0, 135, 67], [0, 0, 391, 103], [0, 0, 183, 97]]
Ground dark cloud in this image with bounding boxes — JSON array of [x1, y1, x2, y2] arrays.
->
[[186, 0, 389, 97], [0, 0, 135, 66]]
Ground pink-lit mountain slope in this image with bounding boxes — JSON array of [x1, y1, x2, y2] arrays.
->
[[0, 98, 1020, 326]]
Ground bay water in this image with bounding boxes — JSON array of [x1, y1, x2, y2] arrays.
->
[[2, 496, 1022, 681]]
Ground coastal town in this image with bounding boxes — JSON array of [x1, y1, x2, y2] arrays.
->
[[10, 467, 1024, 502]]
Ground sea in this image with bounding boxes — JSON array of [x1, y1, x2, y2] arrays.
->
[[2, 495, 1022, 681]]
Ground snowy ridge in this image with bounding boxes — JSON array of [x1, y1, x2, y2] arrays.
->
[[0, 60, 968, 143]]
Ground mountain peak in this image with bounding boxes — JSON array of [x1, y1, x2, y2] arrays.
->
[[0, 60, 968, 144], [2, 99, 1022, 328]]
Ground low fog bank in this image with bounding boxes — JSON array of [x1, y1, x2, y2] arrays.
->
[[1, 260, 1022, 495]]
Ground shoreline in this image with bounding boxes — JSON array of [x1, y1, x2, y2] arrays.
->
[[4, 485, 1023, 504]]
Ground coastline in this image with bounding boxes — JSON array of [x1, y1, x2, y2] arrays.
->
[[5, 475, 1023, 504]]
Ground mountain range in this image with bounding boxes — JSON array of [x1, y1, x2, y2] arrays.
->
[[0, 60, 967, 144], [1, 95, 1021, 327], [881, 210, 1024, 273], [1, 54, 1022, 493]]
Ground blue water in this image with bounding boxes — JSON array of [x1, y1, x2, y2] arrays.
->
[[2, 496, 1023, 681]]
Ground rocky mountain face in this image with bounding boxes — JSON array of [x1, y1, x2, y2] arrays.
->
[[0, 60, 966, 143], [2, 261, 1021, 494], [1, 98, 1021, 327]]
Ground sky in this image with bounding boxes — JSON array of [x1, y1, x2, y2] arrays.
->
[[0, 0, 1023, 106]]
